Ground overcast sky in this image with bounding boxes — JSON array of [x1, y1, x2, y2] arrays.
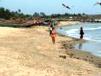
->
[[0, 0, 101, 15]]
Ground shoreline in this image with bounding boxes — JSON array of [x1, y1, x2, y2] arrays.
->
[[57, 21, 101, 68], [0, 22, 100, 76]]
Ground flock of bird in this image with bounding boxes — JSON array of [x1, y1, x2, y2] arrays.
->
[[62, 2, 101, 9]]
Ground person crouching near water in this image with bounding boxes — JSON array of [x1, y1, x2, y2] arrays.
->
[[80, 27, 84, 39], [50, 27, 56, 44]]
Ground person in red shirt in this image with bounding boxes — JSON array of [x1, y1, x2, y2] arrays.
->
[[50, 27, 56, 44]]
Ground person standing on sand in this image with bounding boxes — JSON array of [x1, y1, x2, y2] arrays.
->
[[80, 27, 84, 39], [48, 21, 53, 36], [49, 19, 56, 35], [50, 27, 56, 44], [50, 19, 56, 28], [48, 18, 57, 44]]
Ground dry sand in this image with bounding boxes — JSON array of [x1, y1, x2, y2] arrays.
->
[[0, 23, 100, 76], [58, 21, 80, 27]]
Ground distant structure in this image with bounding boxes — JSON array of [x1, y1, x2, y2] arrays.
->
[[62, 3, 71, 9]]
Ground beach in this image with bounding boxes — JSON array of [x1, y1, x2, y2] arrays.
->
[[57, 22, 101, 67], [0, 22, 100, 76]]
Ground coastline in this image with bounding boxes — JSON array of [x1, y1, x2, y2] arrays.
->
[[0, 22, 100, 76], [57, 21, 101, 68]]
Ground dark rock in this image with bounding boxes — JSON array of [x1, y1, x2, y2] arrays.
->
[[59, 55, 66, 59]]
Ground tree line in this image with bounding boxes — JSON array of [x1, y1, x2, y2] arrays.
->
[[0, 7, 88, 20]]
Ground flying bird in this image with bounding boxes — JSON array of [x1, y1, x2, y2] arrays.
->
[[62, 3, 71, 9], [94, 2, 101, 6]]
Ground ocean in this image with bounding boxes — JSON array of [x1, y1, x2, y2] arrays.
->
[[57, 23, 101, 57]]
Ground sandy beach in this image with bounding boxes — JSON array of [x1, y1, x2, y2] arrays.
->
[[0, 21, 100, 76], [58, 21, 80, 27], [57, 21, 101, 67]]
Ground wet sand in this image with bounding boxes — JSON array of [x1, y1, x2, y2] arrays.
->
[[58, 21, 101, 68], [59, 38, 101, 68]]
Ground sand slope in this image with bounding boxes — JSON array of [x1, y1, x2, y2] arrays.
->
[[0, 26, 100, 76]]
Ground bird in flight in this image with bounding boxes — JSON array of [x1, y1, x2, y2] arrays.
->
[[62, 3, 71, 9], [94, 2, 101, 6]]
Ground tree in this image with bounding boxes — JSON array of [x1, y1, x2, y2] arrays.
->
[[0, 7, 5, 18], [18, 9, 21, 13], [5, 9, 11, 19], [40, 12, 46, 17], [33, 12, 40, 17]]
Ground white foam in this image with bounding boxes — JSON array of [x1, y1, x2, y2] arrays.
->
[[84, 26, 101, 31], [66, 29, 78, 34], [65, 27, 101, 43]]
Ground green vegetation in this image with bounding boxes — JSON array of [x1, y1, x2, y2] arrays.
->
[[0, 7, 87, 20], [0, 7, 32, 19], [0, 7, 101, 22]]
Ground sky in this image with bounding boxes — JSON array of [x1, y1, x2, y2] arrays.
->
[[0, 0, 101, 15]]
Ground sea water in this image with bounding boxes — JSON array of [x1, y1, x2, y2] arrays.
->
[[57, 23, 101, 57]]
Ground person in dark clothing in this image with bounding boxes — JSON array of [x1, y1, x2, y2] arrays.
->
[[48, 19, 56, 36], [80, 27, 84, 39]]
